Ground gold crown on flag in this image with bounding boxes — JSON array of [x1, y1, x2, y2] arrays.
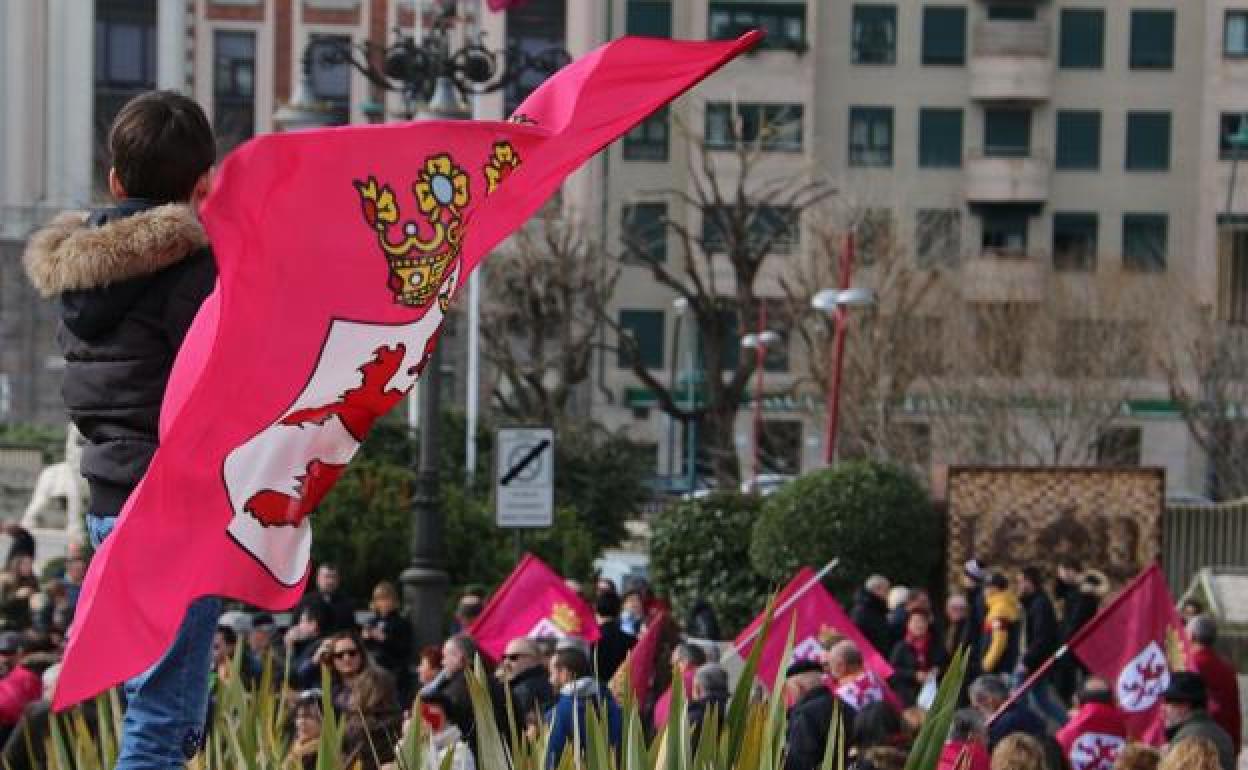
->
[[552, 602, 582, 635]]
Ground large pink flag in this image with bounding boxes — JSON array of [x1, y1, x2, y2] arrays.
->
[[54, 31, 760, 710], [469, 554, 600, 661], [735, 567, 894, 692]]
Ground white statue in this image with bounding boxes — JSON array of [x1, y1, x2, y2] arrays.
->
[[20, 425, 87, 543]]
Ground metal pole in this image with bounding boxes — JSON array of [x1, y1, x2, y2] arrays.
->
[[685, 318, 698, 493], [667, 314, 683, 478], [402, 345, 447, 648], [752, 303, 767, 486], [823, 233, 855, 466]]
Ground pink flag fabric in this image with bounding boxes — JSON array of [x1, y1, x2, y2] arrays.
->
[[623, 610, 668, 706], [469, 554, 600, 660], [735, 567, 894, 692], [54, 30, 760, 710], [1067, 565, 1185, 745]]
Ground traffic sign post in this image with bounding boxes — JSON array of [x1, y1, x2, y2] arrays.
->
[[495, 428, 554, 528]]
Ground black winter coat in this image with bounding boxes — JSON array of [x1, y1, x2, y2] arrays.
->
[[23, 201, 214, 516], [592, 620, 636, 684], [850, 589, 892, 657], [1019, 590, 1060, 673], [785, 687, 855, 770], [499, 664, 555, 733], [1055, 578, 1099, 642], [888, 635, 948, 706]]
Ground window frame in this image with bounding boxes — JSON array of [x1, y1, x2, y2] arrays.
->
[[704, 102, 804, 152], [621, 202, 669, 262], [849, 106, 894, 167], [626, 0, 672, 37], [852, 4, 897, 65], [921, 6, 968, 67], [916, 209, 962, 267], [984, 108, 1032, 158], [1125, 111, 1172, 172], [1052, 212, 1099, 272], [617, 309, 666, 369], [623, 106, 670, 162], [980, 207, 1029, 258], [1227, 10, 1248, 58], [707, 2, 807, 51], [1059, 8, 1105, 69], [918, 107, 964, 168], [1129, 9, 1176, 70], [1122, 213, 1169, 272], [1055, 110, 1101, 171]]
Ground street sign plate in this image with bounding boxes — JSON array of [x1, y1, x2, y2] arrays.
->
[[496, 428, 554, 528]]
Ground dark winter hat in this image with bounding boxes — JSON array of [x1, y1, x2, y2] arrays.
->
[[252, 612, 276, 632], [1162, 672, 1207, 706], [785, 659, 823, 678]]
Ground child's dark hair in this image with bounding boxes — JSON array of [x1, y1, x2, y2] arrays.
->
[[108, 91, 215, 204]]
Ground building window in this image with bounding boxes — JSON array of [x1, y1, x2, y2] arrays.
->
[[618, 309, 665, 369], [627, 0, 671, 37], [1059, 9, 1105, 69], [856, 208, 894, 266], [705, 103, 803, 151], [1220, 113, 1248, 159], [702, 205, 799, 255], [505, 0, 566, 115], [1130, 9, 1175, 70], [852, 4, 896, 65], [1055, 110, 1101, 170], [308, 35, 350, 126], [918, 108, 963, 168], [916, 209, 961, 266], [213, 31, 257, 154], [1052, 212, 1098, 272], [1227, 11, 1248, 57], [922, 6, 967, 66], [987, 5, 1035, 21], [1225, 228, 1248, 324], [984, 108, 1031, 157], [1096, 427, 1142, 466], [980, 206, 1029, 258], [708, 2, 806, 51], [1122, 213, 1168, 272], [849, 107, 893, 166], [624, 106, 669, 161], [1125, 112, 1171, 171], [760, 420, 802, 475], [94, 0, 158, 197], [973, 303, 1029, 376], [621, 203, 668, 262]]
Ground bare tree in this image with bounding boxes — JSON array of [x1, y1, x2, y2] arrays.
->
[[612, 106, 833, 485], [480, 211, 618, 427]]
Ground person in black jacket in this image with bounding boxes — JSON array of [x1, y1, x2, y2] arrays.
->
[[1053, 562, 1105, 700], [495, 637, 554, 738], [784, 660, 856, 770], [1017, 566, 1066, 727], [298, 564, 357, 635], [888, 609, 948, 707], [850, 575, 892, 658], [423, 634, 478, 748], [591, 592, 635, 685], [688, 663, 730, 751], [361, 581, 413, 703], [24, 90, 218, 769]]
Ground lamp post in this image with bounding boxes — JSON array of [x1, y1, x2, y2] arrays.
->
[[673, 297, 699, 493], [740, 303, 781, 491], [810, 234, 876, 466], [666, 305, 684, 479], [288, 0, 567, 648]]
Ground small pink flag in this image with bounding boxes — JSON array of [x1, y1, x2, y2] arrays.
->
[[53, 30, 760, 710], [469, 554, 600, 660]]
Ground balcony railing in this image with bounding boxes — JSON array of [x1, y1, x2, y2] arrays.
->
[[970, 21, 1053, 101], [965, 151, 1050, 203]]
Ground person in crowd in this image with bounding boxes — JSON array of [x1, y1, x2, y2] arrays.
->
[[619, 591, 645, 636], [362, 581, 414, 702], [849, 701, 907, 770], [1, 525, 33, 568], [595, 577, 618, 599], [688, 663, 730, 750], [980, 573, 1022, 678], [827, 640, 886, 711], [496, 637, 554, 736], [654, 641, 707, 728], [969, 674, 1044, 750], [1160, 672, 1235, 770], [962, 560, 989, 682], [0, 555, 40, 632], [315, 631, 401, 770], [1159, 737, 1223, 770], [425, 633, 477, 746], [285, 689, 323, 770], [1017, 566, 1065, 726], [0, 633, 19, 679], [937, 709, 991, 770], [0, 634, 55, 745], [417, 645, 442, 689], [1055, 678, 1127, 769], [1180, 598, 1205, 623], [61, 552, 87, 619], [886, 586, 911, 650], [298, 564, 356, 635], [1113, 743, 1160, 770], [592, 591, 635, 685], [247, 612, 285, 676], [409, 693, 476, 770], [1054, 563, 1106, 700], [851, 575, 893, 657], [0, 657, 85, 770], [545, 646, 621, 768], [784, 660, 854, 770], [211, 625, 259, 686], [890, 608, 948, 707], [450, 591, 484, 635], [290, 605, 331, 689], [686, 599, 722, 641], [989, 733, 1047, 770], [33, 579, 72, 641], [1185, 615, 1241, 756], [945, 595, 972, 655]]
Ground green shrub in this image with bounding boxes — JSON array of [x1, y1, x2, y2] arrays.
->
[[649, 493, 772, 634], [750, 461, 941, 601]]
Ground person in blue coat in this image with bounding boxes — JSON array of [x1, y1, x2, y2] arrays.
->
[[544, 646, 621, 767]]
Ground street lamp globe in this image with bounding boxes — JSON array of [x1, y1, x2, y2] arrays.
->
[[811, 287, 877, 314], [741, 330, 782, 349]]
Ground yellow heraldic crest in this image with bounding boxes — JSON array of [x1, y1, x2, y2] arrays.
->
[[354, 143, 521, 311], [551, 602, 583, 635]]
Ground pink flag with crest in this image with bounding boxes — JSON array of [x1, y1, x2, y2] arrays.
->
[[469, 553, 600, 661], [53, 30, 761, 710]]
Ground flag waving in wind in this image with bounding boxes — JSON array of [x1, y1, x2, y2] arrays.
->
[[54, 31, 760, 710], [1067, 564, 1186, 745], [469, 554, 600, 661]]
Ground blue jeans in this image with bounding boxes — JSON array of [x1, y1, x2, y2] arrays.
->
[[88, 514, 222, 769]]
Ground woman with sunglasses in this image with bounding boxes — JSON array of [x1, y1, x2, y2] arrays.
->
[[316, 631, 401, 770]]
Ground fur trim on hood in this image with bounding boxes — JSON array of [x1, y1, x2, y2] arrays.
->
[[23, 204, 207, 297]]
